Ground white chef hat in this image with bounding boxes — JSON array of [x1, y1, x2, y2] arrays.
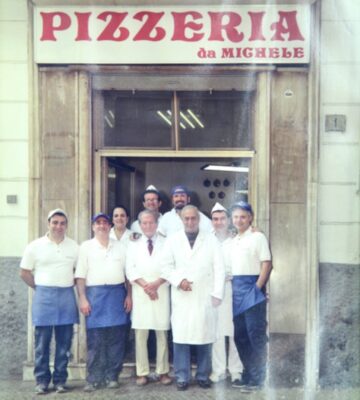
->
[[146, 184, 159, 192], [211, 202, 228, 214]]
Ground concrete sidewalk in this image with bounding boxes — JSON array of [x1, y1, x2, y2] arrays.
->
[[0, 378, 358, 400]]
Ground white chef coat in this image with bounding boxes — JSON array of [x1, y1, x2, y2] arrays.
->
[[158, 208, 212, 237], [20, 234, 78, 287], [75, 238, 126, 286], [126, 234, 170, 330], [161, 230, 225, 345], [109, 227, 132, 248], [210, 234, 234, 337]]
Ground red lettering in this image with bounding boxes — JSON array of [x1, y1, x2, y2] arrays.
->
[[243, 47, 253, 58], [281, 47, 292, 58], [270, 11, 305, 41], [208, 12, 244, 42], [268, 47, 280, 58], [40, 12, 71, 41], [171, 12, 204, 42], [133, 11, 165, 41], [75, 12, 91, 41], [221, 48, 235, 58], [293, 47, 304, 58], [97, 12, 129, 41], [255, 47, 266, 58], [248, 12, 266, 41]]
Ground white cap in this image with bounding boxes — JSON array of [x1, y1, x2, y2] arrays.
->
[[211, 202, 227, 214], [47, 208, 68, 221], [146, 185, 158, 191]]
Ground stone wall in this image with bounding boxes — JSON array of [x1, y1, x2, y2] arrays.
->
[[319, 263, 360, 387], [0, 257, 27, 379]]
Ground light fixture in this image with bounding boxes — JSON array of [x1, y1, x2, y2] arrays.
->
[[104, 115, 114, 128], [157, 110, 172, 126], [187, 109, 204, 128], [180, 111, 196, 129], [202, 164, 249, 173]]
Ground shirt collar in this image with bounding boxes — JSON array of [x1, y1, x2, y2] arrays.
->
[[236, 226, 252, 239]]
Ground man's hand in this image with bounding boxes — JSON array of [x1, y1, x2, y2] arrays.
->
[[124, 294, 132, 313], [79, 296, 91, 316], [179, 279, 193, 292]]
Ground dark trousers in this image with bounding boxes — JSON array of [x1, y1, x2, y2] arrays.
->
[[233, 301, 268, 385], [86, 325, 127, 384], [173, 343, 212, 383], [34, 325, 73, 386]]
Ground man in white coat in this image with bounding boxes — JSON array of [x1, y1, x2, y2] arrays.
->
[[161, 205, 225, 391], [158, 185, 212, 236], [209, 203, 243, 385], [126, 210, 172, 386]]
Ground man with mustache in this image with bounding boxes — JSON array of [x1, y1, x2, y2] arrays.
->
[[158, 185, 212, 237]]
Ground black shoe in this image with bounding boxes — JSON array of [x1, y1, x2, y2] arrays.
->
[[176, 381, 189, 391], [232, 378, 247, 388], [35, 384, 48, 395], [240, 383, 263, 393], [197, 379, 212, 389]]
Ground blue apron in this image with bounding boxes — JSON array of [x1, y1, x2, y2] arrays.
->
[[232, 276, 266, 317], [85, 284, 129, 329], [32, 286, 79, 326]]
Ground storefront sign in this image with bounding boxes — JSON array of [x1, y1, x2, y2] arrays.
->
[[34, 5, 310, 64]]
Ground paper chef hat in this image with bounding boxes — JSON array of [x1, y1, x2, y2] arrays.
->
[[211, 202, 227, 214]]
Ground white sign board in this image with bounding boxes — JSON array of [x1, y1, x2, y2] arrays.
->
[[34, 5, 311, 64]]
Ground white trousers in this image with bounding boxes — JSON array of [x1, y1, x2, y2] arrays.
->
[[212, 335, 243, 379], [135, 329, 169, 376]]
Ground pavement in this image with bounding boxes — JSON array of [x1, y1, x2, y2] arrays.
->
[[0, 378, 358, 400]]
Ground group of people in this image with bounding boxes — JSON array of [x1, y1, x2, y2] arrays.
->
[[20, 184, 272, 395]]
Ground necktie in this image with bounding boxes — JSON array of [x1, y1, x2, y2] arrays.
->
[[148, 239, 153, 255]]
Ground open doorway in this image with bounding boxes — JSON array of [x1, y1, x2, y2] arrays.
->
[[105, 156, 251, 223]]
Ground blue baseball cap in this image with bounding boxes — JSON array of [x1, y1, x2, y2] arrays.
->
[[231, 201, 254, 215], [91, 213, 111, 224], [171, 185, 188, 195]]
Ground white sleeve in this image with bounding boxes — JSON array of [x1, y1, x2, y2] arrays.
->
[[19, 243, 36, 271], [160, 237, 184, 287], [258, 233, 272, 261], [74, 242, 89, 279]]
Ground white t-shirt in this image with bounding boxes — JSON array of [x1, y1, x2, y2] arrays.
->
[[229, 228, 271, 276], [75, 238, 126, 286], [20, 235, 79, 287], [158, 208, 212, 237]]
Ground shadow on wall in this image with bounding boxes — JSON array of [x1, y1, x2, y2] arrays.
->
[[0, 258, 27, 379]]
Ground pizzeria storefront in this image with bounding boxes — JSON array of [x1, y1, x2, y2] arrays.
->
[[25, 1, 320, 388]]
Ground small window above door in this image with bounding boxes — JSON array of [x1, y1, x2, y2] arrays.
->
[[94, 84, 255, 150], [103, 91, 173, 148]]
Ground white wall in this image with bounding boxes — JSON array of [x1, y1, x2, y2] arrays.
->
[[0, 0, 29, 256], [319, 0, 360, 264]]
